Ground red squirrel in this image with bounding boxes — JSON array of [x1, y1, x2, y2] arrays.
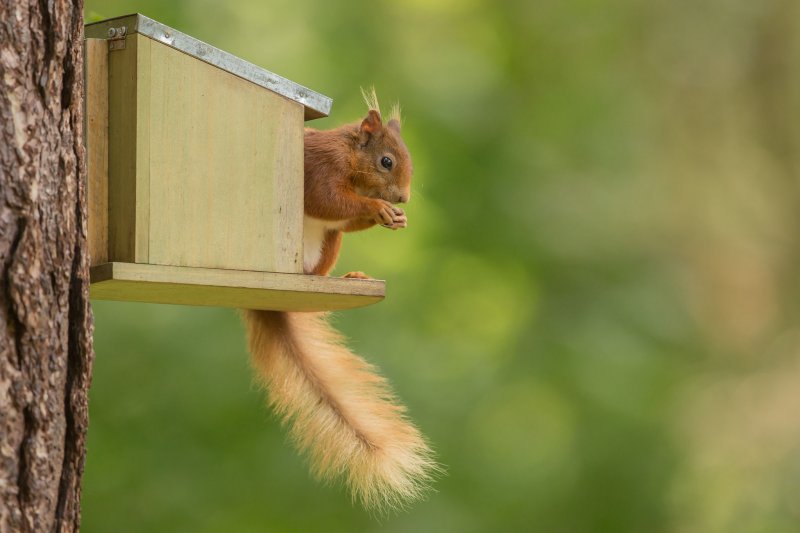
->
[[242, 90, 438, 511]]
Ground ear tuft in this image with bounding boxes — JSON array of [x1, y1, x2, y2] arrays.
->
[[361, 86, 382, 115], [389, 102, 402, 125]]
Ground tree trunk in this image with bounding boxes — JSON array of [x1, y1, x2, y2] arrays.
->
[[0, 1, 94, 531]]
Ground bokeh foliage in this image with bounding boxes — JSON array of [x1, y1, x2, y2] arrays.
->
[[83, 0, 800, 531]]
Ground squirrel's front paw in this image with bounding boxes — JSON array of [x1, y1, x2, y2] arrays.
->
[[380, 206, 408, 230], [343, 271, 372, 280], [370, 199, 397, 226]]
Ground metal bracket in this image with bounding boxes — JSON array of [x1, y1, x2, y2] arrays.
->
[[107, 26, 127, 51]]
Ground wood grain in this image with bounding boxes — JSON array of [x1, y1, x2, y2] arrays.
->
[[90, 262, 385, 311], [106, 33, 144, 262], [145, 39, 304, 273], [270, 97, 305, 273], [135, 35, 151, 263], [86, 38, 108, 266]]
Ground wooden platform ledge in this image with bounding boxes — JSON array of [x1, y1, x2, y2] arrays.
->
[[90, 263, 385, 312]]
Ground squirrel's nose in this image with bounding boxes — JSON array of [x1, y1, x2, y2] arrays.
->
[[397, 193, 410, 203]]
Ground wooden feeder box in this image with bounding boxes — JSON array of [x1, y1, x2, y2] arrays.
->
[[84, 14, 384, 311]]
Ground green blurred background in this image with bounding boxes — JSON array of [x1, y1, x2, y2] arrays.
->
[[83, 0, 800, 531]]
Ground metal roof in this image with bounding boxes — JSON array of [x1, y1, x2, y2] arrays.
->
[[86, 14, 332, 120]]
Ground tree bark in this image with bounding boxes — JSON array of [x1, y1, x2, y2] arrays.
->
[[0, 1, 94, 532]]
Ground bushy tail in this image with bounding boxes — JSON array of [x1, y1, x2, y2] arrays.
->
[[243, 310, 438, 511]]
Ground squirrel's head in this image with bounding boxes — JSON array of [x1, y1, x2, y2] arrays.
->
[[351, 90, 413, 204]]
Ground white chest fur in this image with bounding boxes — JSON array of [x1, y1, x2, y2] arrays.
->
[[303, 216, 349, 273]]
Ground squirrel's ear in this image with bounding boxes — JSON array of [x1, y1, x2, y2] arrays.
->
[[387, 119, 401, 133], [359, 110, 382, 143]]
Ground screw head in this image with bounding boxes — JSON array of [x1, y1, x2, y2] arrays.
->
[[107, 27, 117, 38]]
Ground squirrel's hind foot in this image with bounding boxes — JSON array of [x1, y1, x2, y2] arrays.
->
[[343, 271, 372, 280]]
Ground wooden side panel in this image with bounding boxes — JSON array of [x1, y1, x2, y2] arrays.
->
[[85, 38, 108, 266], [271, 97, 304, 273], [107, 34, 146, 263], [146, 39, 304, 273], [90, 263, 384, 311], [135, 36, 151, 263]]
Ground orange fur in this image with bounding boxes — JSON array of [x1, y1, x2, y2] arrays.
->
[[242, 96, 438, 511], [310, 230, 343, 276], [244, 310, 438, 511]]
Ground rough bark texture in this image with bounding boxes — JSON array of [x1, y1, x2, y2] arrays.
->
[[0, 1, 94, 532]]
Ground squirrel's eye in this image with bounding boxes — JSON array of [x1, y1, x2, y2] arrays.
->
[[381, 156, 393, 170]]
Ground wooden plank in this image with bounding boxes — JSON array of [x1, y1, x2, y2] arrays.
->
[[106, 33, 141, 262], [89, 263, 385, 312], [146, 39, 304, 273], [271, 99, 304, 273], [85, 38, 109, 266], [135, 35, 151, 263]]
